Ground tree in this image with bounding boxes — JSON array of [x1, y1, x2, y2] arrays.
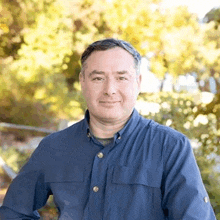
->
[[204, 7, 220, 29], [0, 0, 79, 123], [193, 10, 220, 130], [146, 6, 201, 89]]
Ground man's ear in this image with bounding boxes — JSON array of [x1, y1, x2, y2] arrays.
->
[[79, 72, 84, 83], [79, 72, 84, 92]]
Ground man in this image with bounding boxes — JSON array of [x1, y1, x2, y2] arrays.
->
[[0, 38, 216, 219]]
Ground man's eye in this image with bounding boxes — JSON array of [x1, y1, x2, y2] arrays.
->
[[118, 77, 128, 81], [92, 77, 104, 81]]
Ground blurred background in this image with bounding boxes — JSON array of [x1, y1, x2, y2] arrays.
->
[[0, 0, 220, 219]]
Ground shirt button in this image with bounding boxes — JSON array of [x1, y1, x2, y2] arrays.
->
[[87, 132, 91, 138], [118, 136, 121, 140], [204, 196, 209, 203], [93, 186, 99, 192], [97, 152, 104, 158]]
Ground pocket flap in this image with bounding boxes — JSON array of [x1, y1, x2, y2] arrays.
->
[[112, 165, 161, 188]]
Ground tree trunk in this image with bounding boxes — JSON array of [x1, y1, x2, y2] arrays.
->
[[160, 75, 166, 92], [66, 77, 75, 92]]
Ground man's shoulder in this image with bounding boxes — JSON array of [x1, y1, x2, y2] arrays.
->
[[37, 119, 85, 149], [138, 117, 191, 160], [139, 115, 186, 142]]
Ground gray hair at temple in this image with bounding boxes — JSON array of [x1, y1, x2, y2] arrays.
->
[[80, 38, 141, 76]]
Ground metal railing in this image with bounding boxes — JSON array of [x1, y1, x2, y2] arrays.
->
[[0, 156, 16, 179], [0, 122, 58, 179], [0, 122, 55, 134]]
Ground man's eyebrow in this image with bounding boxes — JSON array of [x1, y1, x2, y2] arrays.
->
[[116, 70, 132, 76], [88, 70, 105, 77]]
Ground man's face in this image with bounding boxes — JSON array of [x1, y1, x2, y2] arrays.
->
[[80, 47, 141, 124]]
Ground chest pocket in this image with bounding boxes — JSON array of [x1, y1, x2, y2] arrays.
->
[[45, 165, 84, 183], [112, 165, 161, 188]]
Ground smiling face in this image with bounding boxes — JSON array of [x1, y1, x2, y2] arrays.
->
[[80, 47, 141, 124]]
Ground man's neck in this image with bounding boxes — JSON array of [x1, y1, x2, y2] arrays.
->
[[89, 114, 130, 139]]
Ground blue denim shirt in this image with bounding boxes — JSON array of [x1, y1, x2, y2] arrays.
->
[[0, 109, 216, 219]]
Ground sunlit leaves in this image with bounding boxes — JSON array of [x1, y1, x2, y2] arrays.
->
[[17, 6, 73, 70], [148, 6, 201, 79], [0, 23, 9, 34], [104, 0, 157, 55], [199, 22, 220, 77]]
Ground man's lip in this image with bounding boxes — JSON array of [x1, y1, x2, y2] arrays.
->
[[99, 101, 120, 103]]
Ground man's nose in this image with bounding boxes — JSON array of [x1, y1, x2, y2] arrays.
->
[[103, 78, 116, 95]]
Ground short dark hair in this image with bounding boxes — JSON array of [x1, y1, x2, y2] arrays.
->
[[81, 38, 141, 75]]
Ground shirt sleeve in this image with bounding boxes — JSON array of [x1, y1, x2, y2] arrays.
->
[[161, 135, 216, 219], [0, 143, 51, 220]]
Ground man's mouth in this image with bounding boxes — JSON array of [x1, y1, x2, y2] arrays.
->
[[99, 101, 120, 103]]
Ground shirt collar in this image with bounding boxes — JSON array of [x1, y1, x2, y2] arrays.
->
[[115, 108, 140, 142], [83, 108, 141, 142], [84, 110, 91, 137]]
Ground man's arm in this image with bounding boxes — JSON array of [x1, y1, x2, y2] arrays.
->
[[0, 144, 51, 219], [0, 206, 41, 220], [161, 136, 216, 219]]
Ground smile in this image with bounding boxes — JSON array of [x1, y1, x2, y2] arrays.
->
[[99, 101, 120, 103]]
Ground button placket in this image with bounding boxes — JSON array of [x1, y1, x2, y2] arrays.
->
[[89, 144, 115, 217]]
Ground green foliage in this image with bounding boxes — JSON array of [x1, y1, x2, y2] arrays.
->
[[0, 147, 32, 173], [0, 0, 87, 124], [0, 65, 56, 127], [0, 0, 25, 58], [11, 1, 73, 82], [34, 74, 86, 119], [139, 92, 196, 138], [147, 6, 201, 79], [204, 7, 220, 28], [200, 22, 220, 76], [38, 195, 58, 219], [196, 22, 220, 125], [138, 92, 220, 216]]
